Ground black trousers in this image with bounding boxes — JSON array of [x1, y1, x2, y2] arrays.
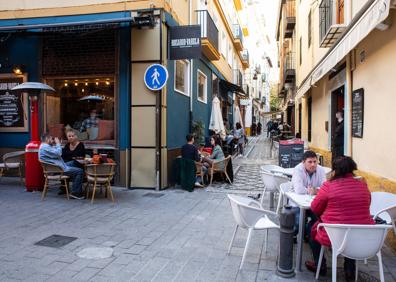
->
[[308, 221, 355, 272]]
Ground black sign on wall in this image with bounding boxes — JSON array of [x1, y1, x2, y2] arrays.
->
[[0, 76, 27, 132], [169, 25, 201, 60], [352, 88, 364, 138]]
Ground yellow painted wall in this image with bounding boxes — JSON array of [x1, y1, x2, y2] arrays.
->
[[0, 0, 166, 19], [352, 9, 396, 183], [309, 78, 329, 150]]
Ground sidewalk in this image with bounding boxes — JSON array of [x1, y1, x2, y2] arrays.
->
[[0, 135, 395, 281]]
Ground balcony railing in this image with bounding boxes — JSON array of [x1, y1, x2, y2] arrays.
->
[[319, 0, 346, 48], [283, 0, 296, 38], [233, 24, 243, 45], [283, 51, 295, 84], [242, 49, 249, 62], [233, 69, 243, 87], [196, 10, 219, 51]]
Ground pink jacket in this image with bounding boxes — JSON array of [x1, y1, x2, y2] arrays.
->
[[310, 174, 374, 247]]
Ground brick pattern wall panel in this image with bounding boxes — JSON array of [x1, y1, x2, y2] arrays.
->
[[42, 26, 116, 76]]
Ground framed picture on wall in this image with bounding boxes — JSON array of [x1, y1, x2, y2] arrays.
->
[[0, 74, 28, 132]]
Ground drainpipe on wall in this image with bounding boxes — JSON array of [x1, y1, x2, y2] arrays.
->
[[188, 0, 194, 132], [346, 54, 353, 157]]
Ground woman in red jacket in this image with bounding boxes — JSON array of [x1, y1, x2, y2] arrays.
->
[[305, 156, 374, 280]]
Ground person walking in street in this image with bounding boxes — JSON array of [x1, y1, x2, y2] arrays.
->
[[305, 156, 374, 280], [332, 110, 344, 160], [257, 122, 262, 135], [234, 122, 244, 156], [266, 120, 273, 137], [39, 133, 85, 199]]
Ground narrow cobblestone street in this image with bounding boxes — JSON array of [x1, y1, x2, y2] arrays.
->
[[0, 134, 395, 282]]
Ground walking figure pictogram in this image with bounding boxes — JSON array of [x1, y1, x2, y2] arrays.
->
[[151, 68, 160, 86]]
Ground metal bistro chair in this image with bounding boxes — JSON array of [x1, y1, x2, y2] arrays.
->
[[40, 161, 70, 200], [227, 194, 279, 270], [315, 223, 391, 282], [85, 163, 116, 204], [0, 151, 25, 185]]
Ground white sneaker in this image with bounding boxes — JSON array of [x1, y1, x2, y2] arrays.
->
[[195, 182, 203, 188]]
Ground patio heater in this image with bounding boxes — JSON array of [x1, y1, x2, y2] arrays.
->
[[12, 82, 55, 192]]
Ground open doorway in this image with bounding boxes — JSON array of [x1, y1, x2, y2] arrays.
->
[[331, 85, 345, 161]]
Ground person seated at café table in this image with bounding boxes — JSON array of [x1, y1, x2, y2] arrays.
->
[[80, 108, 100, 132], [39, 133, 85, 200], [62, 130, 86, 169], [181, 134, 203, 187], [201, 135, 225, 176], [305, 156, 374, 280], [291, 150, 327, 235]]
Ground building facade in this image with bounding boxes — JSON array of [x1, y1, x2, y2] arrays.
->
[[0, 0, 250, 189], [281, 0, 396, 197]]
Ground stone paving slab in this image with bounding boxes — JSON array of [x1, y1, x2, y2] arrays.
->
[[0, 135, 395, 281]]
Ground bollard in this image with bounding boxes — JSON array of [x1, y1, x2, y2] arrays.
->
[[276, 205, 295, 278]]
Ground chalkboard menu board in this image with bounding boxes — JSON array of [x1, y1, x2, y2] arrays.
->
[[352, 88, 364, 138], [0, 76, 28, 132]]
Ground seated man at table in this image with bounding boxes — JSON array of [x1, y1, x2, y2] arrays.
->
[[39, 133, 85, 200], [181, 134, 202, 187], [291, 150, 327, 235]]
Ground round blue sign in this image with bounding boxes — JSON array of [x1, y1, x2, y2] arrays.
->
[[144, 64, 169, 91]]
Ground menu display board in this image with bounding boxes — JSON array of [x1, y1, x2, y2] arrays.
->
[[0, 75, 28, 132], [352, 88, 364, 138]]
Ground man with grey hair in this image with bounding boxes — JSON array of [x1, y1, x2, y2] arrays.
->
[[38, 133, 84, 199]]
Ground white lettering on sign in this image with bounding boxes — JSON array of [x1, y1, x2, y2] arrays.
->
[[171, 38, 200, 48]]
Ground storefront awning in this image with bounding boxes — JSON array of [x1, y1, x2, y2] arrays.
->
[[296, 0, 391, 99], [219, 79, 246, 97]]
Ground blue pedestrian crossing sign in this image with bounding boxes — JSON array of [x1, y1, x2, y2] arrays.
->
[[144, 64, 168, 91]]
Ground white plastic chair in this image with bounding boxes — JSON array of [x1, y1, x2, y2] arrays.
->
[[276, 182, 293, 214], [227, 194, 279, 270], [315, 223, 391, 282], [260, 164, 283, 173], [370, 191, 396, 235], [260, 170, 289, 207]]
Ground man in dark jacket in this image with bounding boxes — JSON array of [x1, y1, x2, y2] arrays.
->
[[332, 111, 344, 160], [181, 134, 202, 188]]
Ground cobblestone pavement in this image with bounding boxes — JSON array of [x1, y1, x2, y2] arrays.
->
[[0, 134, 395, 281]]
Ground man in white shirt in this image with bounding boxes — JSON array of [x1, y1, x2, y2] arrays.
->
[[292, 150, 327, 195], [291, 150, 327, 236]]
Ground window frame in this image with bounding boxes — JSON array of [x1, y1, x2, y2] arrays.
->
[[197, 69, 208, 104], [174, 60, 190, 97]]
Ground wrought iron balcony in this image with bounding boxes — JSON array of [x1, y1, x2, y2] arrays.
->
[[319, 0, 346, 48], [283, 0, 296, 38], [283, 51, 295, 84], [233, 69, 243, 87], [196, 10, 220, 60], [241, 49, 249, 68], [232, 24, 244, 51]]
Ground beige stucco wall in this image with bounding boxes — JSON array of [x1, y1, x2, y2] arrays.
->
[[309, 78, 329, 150], [352, 9, 396, 182], [295, 0, 370, 88], [295, 0, 329, 87]]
